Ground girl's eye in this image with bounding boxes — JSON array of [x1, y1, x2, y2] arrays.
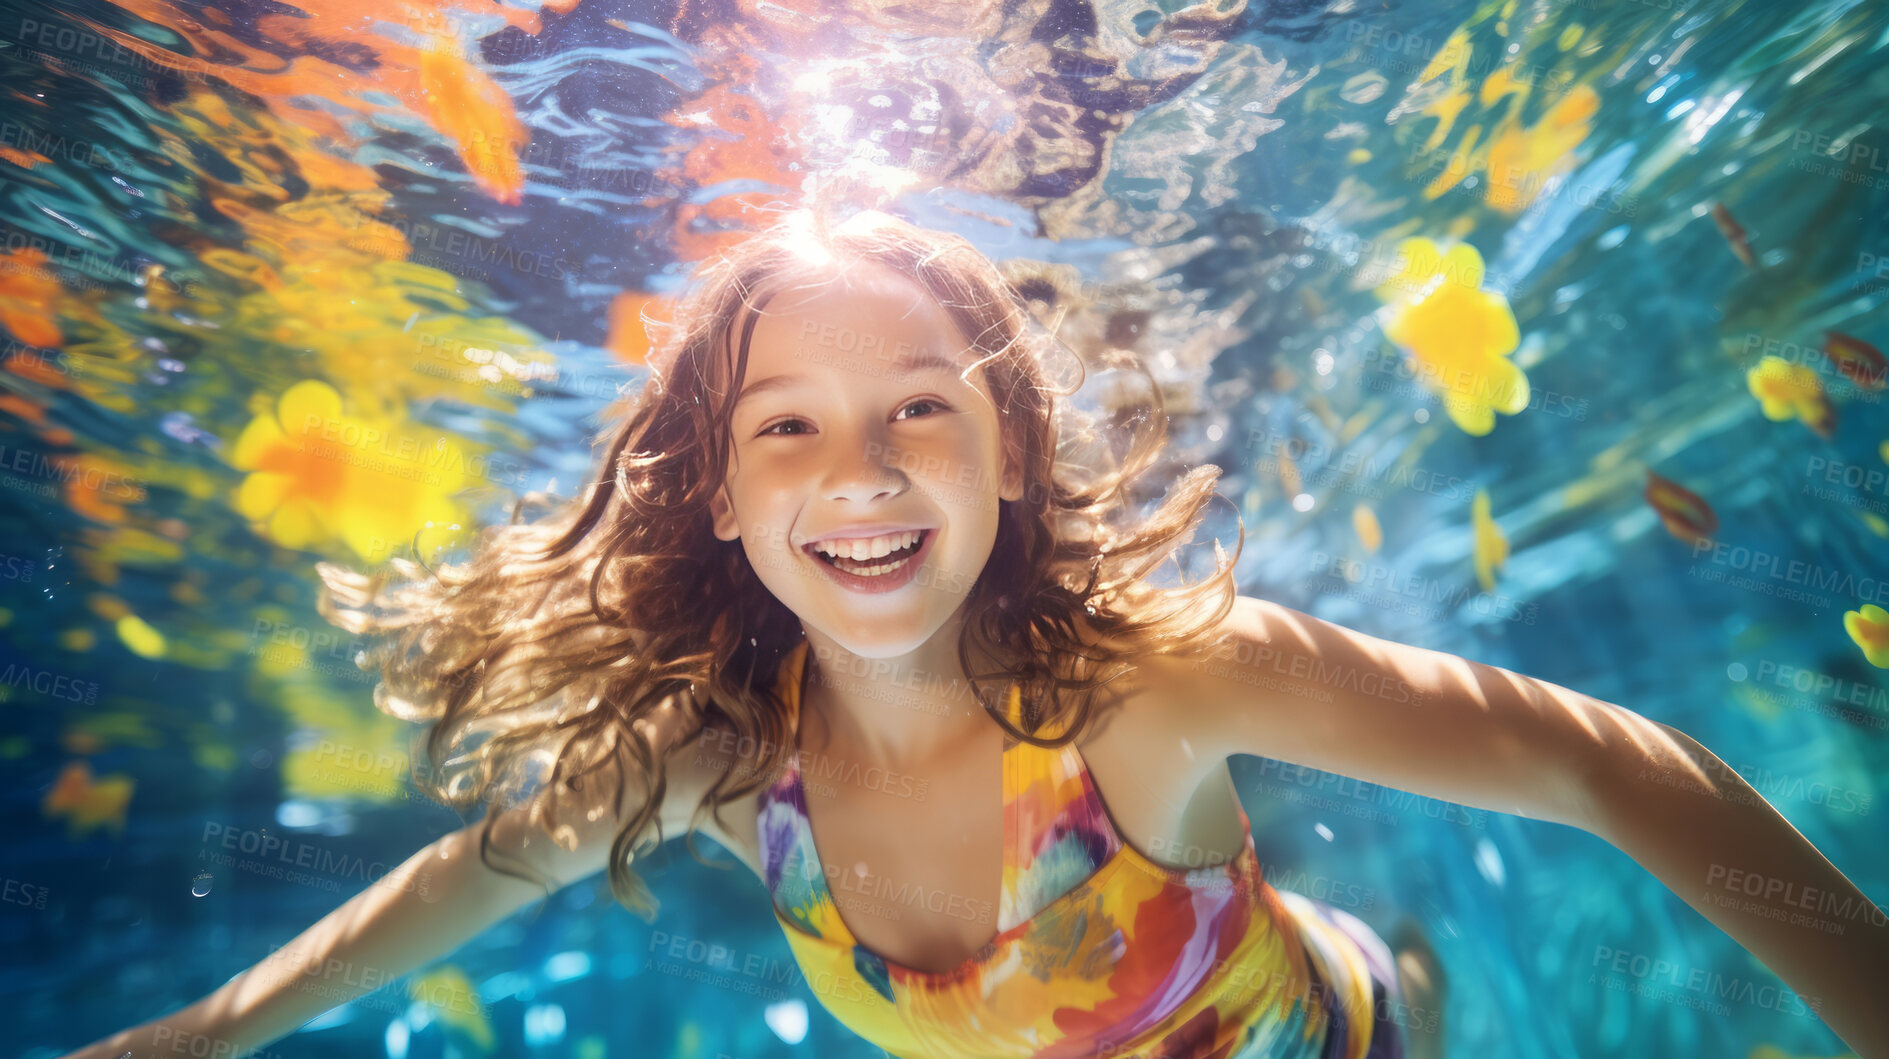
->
[[756, 399, 952, 437], [758, 418, 811, 437], [897, 398, 952, 420]]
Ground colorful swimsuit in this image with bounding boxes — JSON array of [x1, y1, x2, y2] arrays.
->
[[757, 640, 1406, 1059]]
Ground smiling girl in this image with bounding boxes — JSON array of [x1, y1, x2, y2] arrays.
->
[[67, 210, 1889, 1059]]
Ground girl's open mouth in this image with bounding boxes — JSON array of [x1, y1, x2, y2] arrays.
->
[[803, 529, 934, 593]]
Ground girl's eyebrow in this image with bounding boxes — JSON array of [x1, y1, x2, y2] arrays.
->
[[735, 350, 968, 405]]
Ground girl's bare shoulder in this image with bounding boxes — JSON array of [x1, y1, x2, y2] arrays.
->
[[654, 715, 771, 879], [481, 705, 767, 888], [1069, 609, 1217, 751], [1068, 611, 1247, 831]]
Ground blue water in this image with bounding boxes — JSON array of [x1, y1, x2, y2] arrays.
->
[[3, 0, 1886, 1057]]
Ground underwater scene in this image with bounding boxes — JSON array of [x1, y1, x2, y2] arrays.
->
[[2, 0, 1886, 1056]]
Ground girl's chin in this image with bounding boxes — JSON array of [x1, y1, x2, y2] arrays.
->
[[805, 613, 952, 659], [816, 629, 932, 659]]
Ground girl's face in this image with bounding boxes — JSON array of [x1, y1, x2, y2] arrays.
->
[[708, 261, 1024, 659]]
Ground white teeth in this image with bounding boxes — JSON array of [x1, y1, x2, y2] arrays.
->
[[813, 530, 921, 560]]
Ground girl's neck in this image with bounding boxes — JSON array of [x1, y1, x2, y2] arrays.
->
[[796, 617, 1000, 769]]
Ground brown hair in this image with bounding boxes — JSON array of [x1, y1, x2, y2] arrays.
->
[[316, 208, 1243, 920]]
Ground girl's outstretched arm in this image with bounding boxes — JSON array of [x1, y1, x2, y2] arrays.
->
[[1160, 594, 1889, 1057], [57, 818, 574, 1059], [1582, 720, 1889, 1058], [60, 693, 715, 1059]]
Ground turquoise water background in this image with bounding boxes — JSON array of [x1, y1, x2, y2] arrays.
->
[[3, 0, 1887, 1056]]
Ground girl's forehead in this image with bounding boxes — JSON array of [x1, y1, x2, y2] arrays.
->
[[744, 266, 971, 365], [757, 260, 943, 325]]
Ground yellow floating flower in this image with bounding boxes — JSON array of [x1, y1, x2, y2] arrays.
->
[[1844, 604, 1889, 669], [1405, 12, 1597, 215], [1479, 65, 1530, 107], [1746, 356, 1835, 438], [1482, 85, 1599, 213], [410, 965, 496, 1049], [1353, 504, 1383, 554], [1375, 238, 1530, 436], [115, 614, 168, 660], [229, 379, 474, 563], [1417, 27, 1473, 86], [42, 760, 134, 838], [1472, 487, 1508, 591]]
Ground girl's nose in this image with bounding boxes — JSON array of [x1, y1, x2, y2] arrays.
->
[[821, 428, 906, 503]]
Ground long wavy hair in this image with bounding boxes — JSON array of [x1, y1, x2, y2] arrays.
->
[[316, 207, 1244, 920]]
